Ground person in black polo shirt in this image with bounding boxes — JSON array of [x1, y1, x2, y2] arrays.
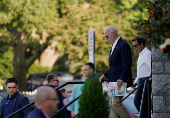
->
[[0, 78, 31, 118], [46, 73, 65, 118]]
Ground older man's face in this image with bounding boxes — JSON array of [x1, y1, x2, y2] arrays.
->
[[104, 30, 114, 44], [45, 89, 59, 115]]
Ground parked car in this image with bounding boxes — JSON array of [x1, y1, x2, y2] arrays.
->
[[122, 94, 139, 118], [26, 71, 74, 91], [0, 93, 7, 109]]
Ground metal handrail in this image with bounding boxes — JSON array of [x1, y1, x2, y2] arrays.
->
[[6, 81, 84, 118], [139, 80, 151, 118], [71, 81, 138, 118], [6, 79, 137, 118], [50, 95, 81, 118], [122, 87, 137, 102], [6, 101, 35, 118], [147, 80, 152, 118]]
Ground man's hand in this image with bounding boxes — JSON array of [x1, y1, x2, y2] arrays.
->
[[131, 83, 138, 89], [117, 79, 123, 88], [99, 74, 105, 83]]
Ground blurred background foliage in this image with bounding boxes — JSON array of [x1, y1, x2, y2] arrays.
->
[[0, 0, 148, 90], [141, 0, 170, 57]]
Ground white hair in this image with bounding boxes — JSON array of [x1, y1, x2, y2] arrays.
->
[[104, 25, 119, 35]]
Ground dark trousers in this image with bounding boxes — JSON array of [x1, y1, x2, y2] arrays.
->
[[134, 78, 149, 118]]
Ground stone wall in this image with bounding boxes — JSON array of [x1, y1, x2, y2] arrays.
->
[[152, 48, 170, 118]]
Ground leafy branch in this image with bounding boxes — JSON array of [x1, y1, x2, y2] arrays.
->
[[141, 0, 170, 56]]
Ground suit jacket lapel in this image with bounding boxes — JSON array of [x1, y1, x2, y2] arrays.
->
[[11, 93, 19, 112], [109, 45, 113, 64], [109, 38, 122, 65]]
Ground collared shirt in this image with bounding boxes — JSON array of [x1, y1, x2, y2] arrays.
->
[[110, 36, 120, 55], [69, 79, 86, 115], [134, 47, 151, 84], [3, 92, 18, 118], [69, 73, 98, 115]]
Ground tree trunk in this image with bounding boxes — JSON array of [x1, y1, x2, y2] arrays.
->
[[13, 30, 27, 91], [40, 42, 61, 67]]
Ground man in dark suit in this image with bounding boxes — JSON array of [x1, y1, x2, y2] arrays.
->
[[0, 78, 31, 118], [99, 25, 132, 118], [46, 73, 65, 118], [26, 86, 59, 118]]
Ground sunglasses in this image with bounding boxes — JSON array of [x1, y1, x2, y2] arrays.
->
[[47, 97, 59, 101], [133, 44, 140, 48], [53, 79, 59, 82], [105, 32, 112, 39]]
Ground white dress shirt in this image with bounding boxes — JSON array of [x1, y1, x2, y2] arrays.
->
[[134, 47, 152, 84], [110, 36, 120, 55]]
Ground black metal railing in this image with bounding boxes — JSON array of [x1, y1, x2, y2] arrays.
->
[[70, 79, 138, 118], [6, 81, 84, 118], [50, 95, 81, 118], [139, 80, 152, 118], [7, 79, 139, 118]]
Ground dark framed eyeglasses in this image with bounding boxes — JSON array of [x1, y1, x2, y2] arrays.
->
[[133, 44, 140, 48], [53, 79, 59, 82], [47, 97, 59, 101]]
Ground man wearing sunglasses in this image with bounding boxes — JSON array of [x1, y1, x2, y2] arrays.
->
[[0, 78, 31, 118], [26, 86, 59, 118], [99, 25, 132, 118], [46, 73, 65, 118], [131, 36, 152, 118]]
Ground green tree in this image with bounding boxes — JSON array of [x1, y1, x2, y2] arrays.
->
[[141, 0, 170, 57], [54, 0, 140, 76], [0, 46, 13, 80], [77, 77, 109, 118], [0, 0, 58, 90]]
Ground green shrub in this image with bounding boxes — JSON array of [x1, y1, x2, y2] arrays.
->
[[77, 77, 109, 118]]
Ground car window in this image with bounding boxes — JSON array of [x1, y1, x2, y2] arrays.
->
[[36, 74, 47, 78], [0, 96, 3, 101], [0, 96, 4, 108], [122, 97, 138, 114]]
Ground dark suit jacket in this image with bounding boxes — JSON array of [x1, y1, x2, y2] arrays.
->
[[48, 85, 65, 118], [26, 107, 46, 118], [104, 37, 132, 84], [0, 92, 31, 118]]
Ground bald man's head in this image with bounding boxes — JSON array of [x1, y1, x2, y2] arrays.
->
[[34, 86, 57, 108]]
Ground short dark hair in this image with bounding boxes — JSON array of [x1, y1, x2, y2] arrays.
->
[[6, 78, 18, 86], [60, 89, 66, 93], [132, 36, 145, 46], [46, 73, 58, 83], [85, 62, 95, 71]]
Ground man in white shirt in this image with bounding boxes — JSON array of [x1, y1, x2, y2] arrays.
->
[[132, 36, 152, 118]]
